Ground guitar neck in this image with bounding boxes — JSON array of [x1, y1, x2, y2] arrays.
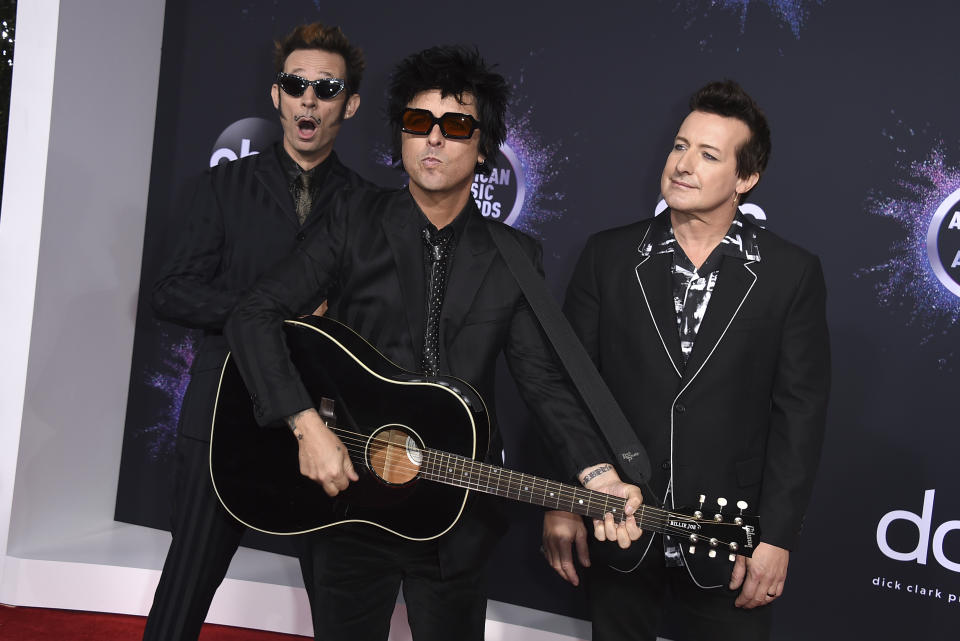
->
[[420, 449, 667, 533]]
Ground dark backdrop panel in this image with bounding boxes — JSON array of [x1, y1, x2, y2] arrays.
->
[[116, 1, 960, 637]]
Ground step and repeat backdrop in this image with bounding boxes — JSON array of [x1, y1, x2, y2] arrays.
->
[[116, 1, 960, 638]]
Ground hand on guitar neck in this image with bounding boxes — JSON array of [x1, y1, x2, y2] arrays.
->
[[578, 464, 644, 548], [542, 463, 643, 586], [287, 408, 359, 497]]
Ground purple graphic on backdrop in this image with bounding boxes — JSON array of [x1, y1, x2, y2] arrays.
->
[[858, 124, 960, 366], [499, 104, 567, 236], [674, 0, 824, 39], [141, 327, 198, 459]]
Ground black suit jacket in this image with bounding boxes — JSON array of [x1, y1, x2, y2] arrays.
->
[[225, 187, 611, 572], [152, 145, 369, 442], [565, 213, 830, 584]]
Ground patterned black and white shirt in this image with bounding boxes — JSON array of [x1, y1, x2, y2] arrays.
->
[[641, 210, 761, 371]]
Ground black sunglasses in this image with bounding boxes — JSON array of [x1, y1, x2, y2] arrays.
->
[[401, 108, 481, 139], [276, 72, 346, 100]]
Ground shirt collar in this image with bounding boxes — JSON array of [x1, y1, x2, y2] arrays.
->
[[640, 209, 761, 262], [416, 196, 471, 242], [276, 144, 332, 188]]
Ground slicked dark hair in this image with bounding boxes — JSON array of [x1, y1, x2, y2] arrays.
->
[[387, 45, 509, 177], [689, 80, 771, 199], [273, 23, 365, 95]]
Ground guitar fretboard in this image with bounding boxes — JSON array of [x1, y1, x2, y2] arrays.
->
[[420, 448, 670, 533]]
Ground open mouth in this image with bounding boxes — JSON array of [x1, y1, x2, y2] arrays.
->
[[295, 116, 318, 139]]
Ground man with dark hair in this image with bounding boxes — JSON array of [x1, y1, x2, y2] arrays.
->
[[224, 45, 639, 641], [143, 22, 369, 641], [542, 79, 830, 641]]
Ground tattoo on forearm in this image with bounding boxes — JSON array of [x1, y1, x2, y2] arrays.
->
[[580, 464, 613, 486]]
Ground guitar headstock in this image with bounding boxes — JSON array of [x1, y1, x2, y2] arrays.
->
[[669, 494, 761, 563]]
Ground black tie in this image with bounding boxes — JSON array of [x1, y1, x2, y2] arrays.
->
[[295, 172, 311, 225], [421, 227, 453, 376]]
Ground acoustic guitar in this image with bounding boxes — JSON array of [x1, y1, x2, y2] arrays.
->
[[209, 315, 759, 571]]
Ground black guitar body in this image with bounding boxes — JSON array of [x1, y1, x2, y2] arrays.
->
[[210, 315, 490, 539]]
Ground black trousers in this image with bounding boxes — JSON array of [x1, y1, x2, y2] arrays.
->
[[141, 435, 315, 640], [303, 524, 488, 641], [586, 537, 773, 641]]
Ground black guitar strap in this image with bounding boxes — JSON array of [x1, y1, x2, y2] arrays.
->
[[487, 222, 654, 490]]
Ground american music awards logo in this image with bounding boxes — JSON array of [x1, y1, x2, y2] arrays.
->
[[472, 143, 525, 226], [927, 188, 960, 298], [477, 104, 568, 233], [859, 134, 960, 358]]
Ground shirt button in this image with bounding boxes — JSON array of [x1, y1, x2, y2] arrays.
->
[[674, 402, 686, 414], [296, 232, 306, 241], [660, 460, 671, 470]]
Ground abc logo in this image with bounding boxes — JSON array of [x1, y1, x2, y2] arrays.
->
[[209, 117, 281, 168], [471, 143, 526, 227], [927, 187, 960, 298], [876, 489, 960, 572]]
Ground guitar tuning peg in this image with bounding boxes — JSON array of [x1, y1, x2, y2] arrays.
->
[[714, 497, 727, 522], [689, 545, 697, 555], [695, 493, 706, 520], [708, 549, 717, 558], [728, 553, 736, 562], [734, 500, 748, 525]]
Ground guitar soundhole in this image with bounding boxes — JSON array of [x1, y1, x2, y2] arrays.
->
[[367, 426, 422, 486]]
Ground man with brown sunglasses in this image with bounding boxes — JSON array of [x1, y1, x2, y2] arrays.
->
[[224, 44, 638, 641], [143, 22, 370, 641]]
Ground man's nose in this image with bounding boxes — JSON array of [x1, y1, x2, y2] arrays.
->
[[426, 122, 444, 145], [675, 150, 693, 173], [301, 86, 319, 106]]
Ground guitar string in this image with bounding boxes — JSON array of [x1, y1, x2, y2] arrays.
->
[[325, 426, 747, 530], [284, 425, 750, 546], [316, 436, 742, 547], [325, 425, 742, 521]]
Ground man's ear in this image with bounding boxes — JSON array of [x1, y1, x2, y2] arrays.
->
[[271, 84, 280, 110], [736, 171, 760, 196], [343, 93, 360, 120]]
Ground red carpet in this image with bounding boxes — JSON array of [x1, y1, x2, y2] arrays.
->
[[0, 604, 310, 640]]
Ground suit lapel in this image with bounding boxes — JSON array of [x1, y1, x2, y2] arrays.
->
[[254, 147, 300, 227], [382, 191, 427, 353], [679, 256, 757, 385], [441, 206, 497, 351], [635, 251, 685, 378]]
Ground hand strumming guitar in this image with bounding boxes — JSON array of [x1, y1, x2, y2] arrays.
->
[[286, 408, 358, 496]]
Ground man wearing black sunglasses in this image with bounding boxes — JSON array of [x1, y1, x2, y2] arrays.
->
[[145, 22, 370, 641], [225, 45, 635, 641]]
